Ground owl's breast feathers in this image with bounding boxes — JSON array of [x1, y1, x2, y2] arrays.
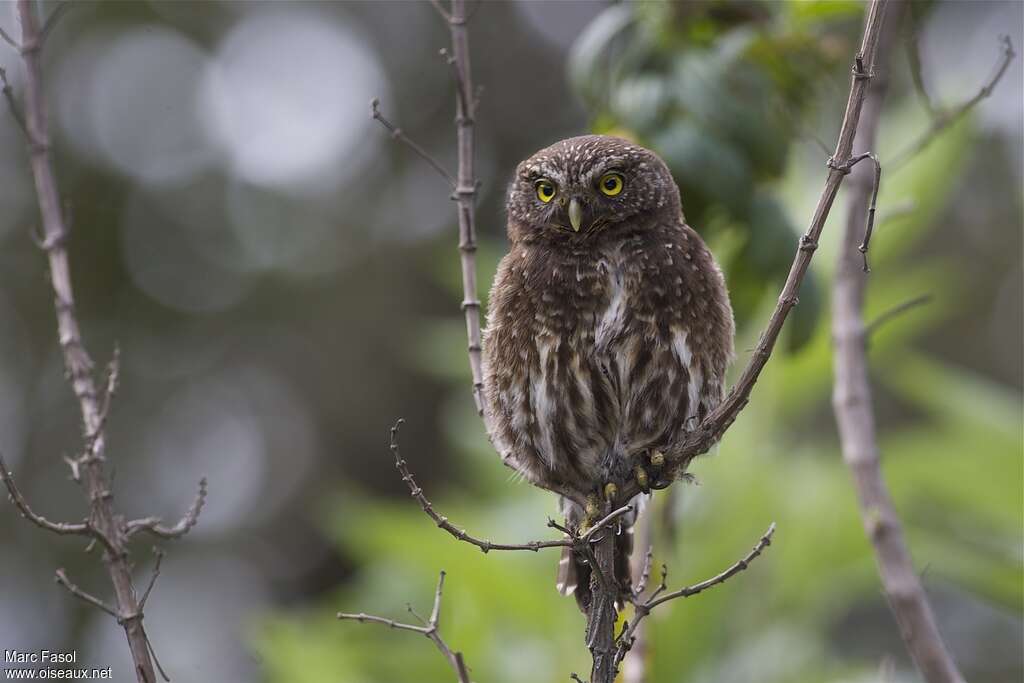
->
[[483, 219, 734, 497]]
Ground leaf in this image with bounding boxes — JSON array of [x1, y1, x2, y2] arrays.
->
[[567, 4, 638, 109]]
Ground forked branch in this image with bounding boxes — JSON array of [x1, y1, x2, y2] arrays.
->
[[891, 35, 1016, 169], [614, 524, 775, 667], [0, 454, 89, 536], [339, 571, 472, 683]]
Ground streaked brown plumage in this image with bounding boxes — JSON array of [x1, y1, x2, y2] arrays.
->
[[483, 135, 734, 609]]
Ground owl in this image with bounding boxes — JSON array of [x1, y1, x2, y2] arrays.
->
[[482, 135, 734, 609]]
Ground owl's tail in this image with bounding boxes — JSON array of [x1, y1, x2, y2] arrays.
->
[[556, 497, 640, 612]]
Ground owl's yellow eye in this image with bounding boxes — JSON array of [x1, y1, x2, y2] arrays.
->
[[535, 180, 557, 203], [599, 173, 624, 196]]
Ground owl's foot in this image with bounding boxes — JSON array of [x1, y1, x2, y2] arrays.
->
[[604, 482, 618, 503], [643, 449, 671, 489], [580, 493, 602, 531], [581, 483, 622, 528], [633, 464, 651, 494], [650, 450, 665, 468]]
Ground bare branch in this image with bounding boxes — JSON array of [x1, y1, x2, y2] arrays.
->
[[631, 546, 654, 598], [370, 98, 455, 187], [38, 1, 71, 46], [849, 152, 881, 272], [336, 612, 430, 635], [429, 570, 446, 627], [0, 454, 89, 536], [80, 346, 120, 465], [339, 570, 472, 683], [124, 477, 208, 540], [0, 25, 18, 50], [55, 569, 119, 618], [615, 524, 776, 667], [890, 36, 1016, 169], [138, 548, 165, 610], [904, 26, 935, 117], [428, 0, 451, 22], [865, 294, 932, 339], [0, 65, 29, 136], [390, 419, 628, 553], [832, 8, 966, 680], [647, 564, 669, 604], [644, 523, 775, 610]]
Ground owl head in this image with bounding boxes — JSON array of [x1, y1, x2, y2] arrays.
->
[[506, 135, 681, 243]]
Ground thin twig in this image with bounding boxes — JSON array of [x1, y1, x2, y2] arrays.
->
[[38, 1, 71, 46], [865, 294, 932, 339], [124, 477, 208, 539], [0, 65, 28, 136], [370, 98, 455, 187], [623, 514, 653, 683], [336, 612, 432, 635], [614, 524, 776, 667], [427, 0, 451, 22], [80, 346, 120, 465], [339, 571, 472, 683], [429, 569, 446, 627], [905, 26, 935, 117], [631, 546, 654, 598], [0, 454, 89, 536], [55, 569, 119, 618], [389, 419, 629, 553], [0, 30, 17, 51], [832, 6, 967, 680], [847, 152, 881, 272], [138, 548, 165, 610], [890, 36, 1016, 169], [644, 523, 775, 610]]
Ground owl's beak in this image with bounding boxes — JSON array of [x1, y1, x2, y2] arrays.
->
[[568, 197, 583, 232]]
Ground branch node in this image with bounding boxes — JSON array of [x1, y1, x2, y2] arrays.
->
[[798, 235, 818, 252]]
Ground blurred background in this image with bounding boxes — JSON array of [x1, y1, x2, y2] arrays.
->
[[0, 1, 1020, 682]]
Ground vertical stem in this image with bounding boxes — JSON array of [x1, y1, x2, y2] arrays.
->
[[831, 4, 966, 682], [448, 0, 485, 418], [622, 510, 651, 683], [15, 2, 155, 680], [586, 530, 618, 683]]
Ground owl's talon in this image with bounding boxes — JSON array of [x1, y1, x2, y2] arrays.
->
[[650, 450, 665, 468], [603, 482, 618, 503], [634, 465, 650, 493], [584, 493, 601, 522]]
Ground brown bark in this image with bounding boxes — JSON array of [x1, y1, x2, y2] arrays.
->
[[831, 4, 968, 681]]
